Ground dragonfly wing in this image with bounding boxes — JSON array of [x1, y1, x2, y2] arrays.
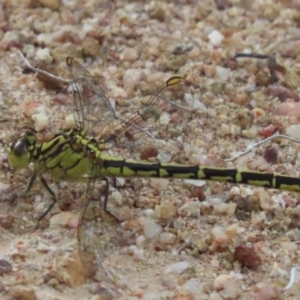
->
[[101, 76, 199, 162], [66, 57, 117, 136], [77, 175, 120, 282]]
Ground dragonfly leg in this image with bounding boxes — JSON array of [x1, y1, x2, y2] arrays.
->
[[103, 177, 121, 223], [35, 176, 57, 228], [25, 172, 37, 195], [8, 172, 37, 205]]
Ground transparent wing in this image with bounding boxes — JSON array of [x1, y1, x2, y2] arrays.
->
[[66, 57, 117, 137], [67, 57, 199, 163], [77, 175, 120, 282], [99, 76, 197, 162]]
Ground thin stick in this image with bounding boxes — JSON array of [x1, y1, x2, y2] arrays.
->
[[284, 266, 300, 291], [235, 52, 277, 83], [18, 50, 70, 84], [226, 134, 300, 162]]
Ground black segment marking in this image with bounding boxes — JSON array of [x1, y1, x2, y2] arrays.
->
[[240, 172, 273, 186], [123, 161, 160, 175], [203, 168, 238, 181], [275, 175, 300, 189], [164, 165, 198, 177]]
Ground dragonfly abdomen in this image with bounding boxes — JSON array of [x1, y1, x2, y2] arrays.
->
[[101, 156, 300, 193]]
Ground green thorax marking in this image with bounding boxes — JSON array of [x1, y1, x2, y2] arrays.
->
[[31, 129, 102, 180]]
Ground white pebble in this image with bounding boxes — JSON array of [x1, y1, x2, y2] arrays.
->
[[139, 209, 155, 217], [214, 274, 234, 290], [213, 203, 237, 216], [159, 232, 177, 245], [211, 226, 225, 239], [259, 192, 278, 211], [178, 201, 200, 218], [216, 66, 230, 82], [128, 245, 145, 261], [123, 68, 145, 91], [31, 113, 49, 131], [208, 30, 224, 46], [149, 178, 169, 189], [110, 86, 128, 99], [142, 219, 162, 239], [3, 30, 19, 43], [37, 241, 50, 253], [184, 179, 206, 186], [230, 186, 240, 196], [165, 261, 190, 275], [136, 235, 146, 249], [65, 114, 76, 128], [35, 48, 53, 64], [286, 124, 300, 139], [182, 278, 203, 295]]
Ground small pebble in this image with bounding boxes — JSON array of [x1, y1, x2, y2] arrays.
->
[[82, 36, 100, 57], [120, 48, 139, 62], [208, 291, 223, 300], [154, 200, 177, 219], [123, 68, 145, 91], [53, 93, 68, 105], [50, 212, 78, 229], [35, 48, 53, 64], [234, 245, 262, 269], [0, 214, 15, 230], [54, 251, 86, 287], [142, 219, 162, 239], [65, 114, 76, 128], [178, 201, 200, 218], [213, 274, 241, 300], [23, 101, 46, 117], [172, 289, 195, 300], [9, 286, 37, 300], [159, 232, 177, 245], [2, 30, 20, 43], [213, 203, 236, 216], [31, 113, 49, 131], [208, 30, 224, 46], [286, 124, 300, 139], [202, 65, 216, 78], [0, 281, 6, 293], [165, 261, 190, 275], [267, 85, 299, 102], [273, 102, 300, 117], [38, 0, 60, 10], [216, 66, 230, 81], [110, 86, 128, 99], [0, 259, 12, 275], [254, 283, 278, 300], [136, 235, 146, 249]]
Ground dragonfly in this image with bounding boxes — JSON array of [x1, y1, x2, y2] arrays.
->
[[7, 57, 300, 282]]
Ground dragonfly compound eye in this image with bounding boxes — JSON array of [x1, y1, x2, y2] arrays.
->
[[7, 137, 31, 169], [12, 139, 28, 157]]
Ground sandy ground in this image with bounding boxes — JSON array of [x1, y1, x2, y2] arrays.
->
[[1, 0, 300, 299]]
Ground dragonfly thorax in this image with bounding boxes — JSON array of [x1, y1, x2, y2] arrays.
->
[[7, 131, 36, 169]]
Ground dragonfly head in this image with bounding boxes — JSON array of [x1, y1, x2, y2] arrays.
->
[[7, 131, 36, 169]]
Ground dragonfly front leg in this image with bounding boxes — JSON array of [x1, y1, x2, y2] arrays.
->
[[24, 172, 37, 195], [35, 175, 57, 228]]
